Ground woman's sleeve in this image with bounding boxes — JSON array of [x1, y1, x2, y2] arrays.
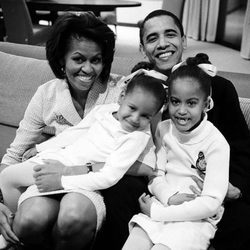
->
[[61, 132, 150, 191], [1, 87, 46, 165], [150, 138, 230, 222]]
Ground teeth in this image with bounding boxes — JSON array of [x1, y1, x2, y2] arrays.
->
[[176, 117, 189, 125], [158, 52, 172, 59], [78, 75, 93, 82]]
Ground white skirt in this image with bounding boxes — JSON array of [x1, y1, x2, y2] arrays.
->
[[129, 213, 216, 250], [19, 184, 105, 232]]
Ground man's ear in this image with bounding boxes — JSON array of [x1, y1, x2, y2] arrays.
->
[[139, 43, 147, 58], [182, 35, 187, 50]]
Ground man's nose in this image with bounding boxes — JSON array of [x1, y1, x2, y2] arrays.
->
[[157, 35, 169, 49]]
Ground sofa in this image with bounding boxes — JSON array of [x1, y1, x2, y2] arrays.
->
[[0, 41, 250, 161]]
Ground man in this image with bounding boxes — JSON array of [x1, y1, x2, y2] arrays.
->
[[96, 10, 250, 250]]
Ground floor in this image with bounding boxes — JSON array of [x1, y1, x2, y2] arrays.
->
[[114, 25, 250, 74]]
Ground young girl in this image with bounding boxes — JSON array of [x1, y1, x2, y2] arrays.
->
[[122, 56, 230, 250], [0, 73, 166, 249]]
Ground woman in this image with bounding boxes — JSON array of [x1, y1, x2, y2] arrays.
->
[[0, 11, 123, 250]]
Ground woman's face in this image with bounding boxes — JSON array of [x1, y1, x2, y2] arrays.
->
[[64, 37, 104, 92], [168, 77, 207, 133]]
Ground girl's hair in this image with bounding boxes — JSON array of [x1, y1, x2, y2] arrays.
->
[[46, 12, 115, 83], [131, 61, 154, 73], [167, 53, 212, 98], [139, 9, 184, 45], [126, 74, 167, 112]]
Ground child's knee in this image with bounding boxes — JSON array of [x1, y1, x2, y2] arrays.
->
[[0, 167, 16, 188]]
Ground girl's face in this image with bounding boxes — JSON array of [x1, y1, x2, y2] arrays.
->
[[168, 77, 207, 133], [117, 87, 159, 132], [64, 37, 104, 92]]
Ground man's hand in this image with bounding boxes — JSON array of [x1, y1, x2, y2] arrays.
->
[[139, 193, 153, 217], [190, 175, 241, 201], [33, 159, 65, 192], [0, 203, 19, 244], [225, 182, 241, 201]]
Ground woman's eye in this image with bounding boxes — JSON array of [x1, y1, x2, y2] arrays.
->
[[92, 57, 102, 64], [73, 57, 84, 64]]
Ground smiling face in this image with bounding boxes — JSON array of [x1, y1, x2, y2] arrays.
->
[[117, 87, 159, 132], [64, 37, 104, 93], [168, 77, 208, 133], [141, 15, 186, 75]]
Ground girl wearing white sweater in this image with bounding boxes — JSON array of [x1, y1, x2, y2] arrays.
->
[[123, 54, 230, 250]]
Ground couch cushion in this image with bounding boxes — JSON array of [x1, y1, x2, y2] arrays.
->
[[0, 51, 55, 127], [239, 97, 250, 130]]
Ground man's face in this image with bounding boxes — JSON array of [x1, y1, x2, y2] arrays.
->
[[141, 15, 186, 75]]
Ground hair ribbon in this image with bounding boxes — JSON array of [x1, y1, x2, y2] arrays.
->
[[172, 61, 217, 77]]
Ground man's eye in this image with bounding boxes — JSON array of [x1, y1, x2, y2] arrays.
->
[[147, 36, 157, 43], [166, 32, 176, 38]]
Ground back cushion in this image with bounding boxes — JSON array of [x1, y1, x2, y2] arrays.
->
[[0, 51, 55, 127]]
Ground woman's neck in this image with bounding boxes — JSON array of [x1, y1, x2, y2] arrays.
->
[[69, 86, 90, 118]]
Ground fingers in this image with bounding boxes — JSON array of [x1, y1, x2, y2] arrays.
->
[[189, 185, 201, 196], [33, 164, 42, 172], [0, 217, 19, 244], [139, 193, 151, 202], [191, 175, 203, 190]]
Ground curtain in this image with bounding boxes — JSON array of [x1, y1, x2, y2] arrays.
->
[[182, 0, 220, 42], [240, 0, 250, 59]]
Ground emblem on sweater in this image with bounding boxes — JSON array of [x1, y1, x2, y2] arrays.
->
[[55, 114, 72, 126], [191, 151, 207, 174]]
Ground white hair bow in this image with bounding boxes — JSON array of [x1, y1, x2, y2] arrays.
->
[[172, 61, 217, 77]]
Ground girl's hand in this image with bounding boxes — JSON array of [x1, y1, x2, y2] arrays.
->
[[22, 147, 38, 161], [168, 192, 197, 205], [139, 193, 153, 217]]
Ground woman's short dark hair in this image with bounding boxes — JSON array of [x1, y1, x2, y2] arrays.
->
[[139, 9, 184, 45], [46, 11, 115, 83], [126, 74, 167, 112], [167, 53, 212, 98]]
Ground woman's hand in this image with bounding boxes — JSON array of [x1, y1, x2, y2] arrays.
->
[[0, 203, 19, 244], [33, 159, 65, 192], [22, 147, 38, 161], [139, 193, 153, 217], [168, 192, 198, 205]]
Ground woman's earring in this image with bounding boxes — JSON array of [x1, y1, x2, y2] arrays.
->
[[61, 67, 66, 76]]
